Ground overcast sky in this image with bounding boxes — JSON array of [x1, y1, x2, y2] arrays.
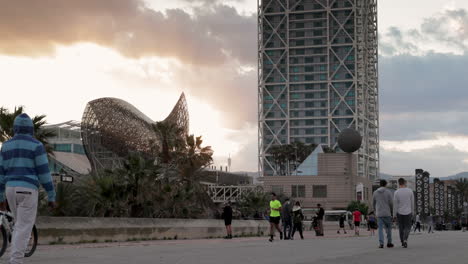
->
[[1, 0, 468, 177]]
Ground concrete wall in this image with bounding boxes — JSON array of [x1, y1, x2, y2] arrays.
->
[[36, 217, 270, 245], [261, 153, 373, 210]]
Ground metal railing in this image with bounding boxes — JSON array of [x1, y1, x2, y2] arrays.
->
[[208, 185, 262, 203]]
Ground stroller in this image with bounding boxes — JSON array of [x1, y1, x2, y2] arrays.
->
[[312, 216, 320, 236]]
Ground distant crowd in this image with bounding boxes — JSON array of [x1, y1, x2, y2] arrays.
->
[[221, 178, 467, 248]]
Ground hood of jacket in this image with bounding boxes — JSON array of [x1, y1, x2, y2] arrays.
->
[[13, 113, 34, 136]]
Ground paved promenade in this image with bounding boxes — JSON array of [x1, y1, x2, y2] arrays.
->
[[7, 230, 467, 264]]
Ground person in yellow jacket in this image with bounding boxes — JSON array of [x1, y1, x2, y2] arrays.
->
[[269, 192, 283, 242]]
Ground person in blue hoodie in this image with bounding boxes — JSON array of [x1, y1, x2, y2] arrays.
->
[[0, 113, 56, 264]]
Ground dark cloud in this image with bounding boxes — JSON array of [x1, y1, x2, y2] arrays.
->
[[380, 52, 468, 113], [0, 0, 256, 66], [379, 52, 468, 140]]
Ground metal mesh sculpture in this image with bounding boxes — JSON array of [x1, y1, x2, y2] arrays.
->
[[81, 93, 189, 172]]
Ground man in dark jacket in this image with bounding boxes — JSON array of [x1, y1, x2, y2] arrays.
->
[[223, 202, 233, 239], [316, 204, 325, 236], [373, 179, 394, 248], [282, 198, 292, 239]]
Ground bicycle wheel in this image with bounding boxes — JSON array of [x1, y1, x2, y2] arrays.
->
[[0, 225, 7, 258], [24, 225, 38, 257]]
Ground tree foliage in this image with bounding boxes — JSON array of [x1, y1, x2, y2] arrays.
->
[[236, 187, 269, 219], [346, 201, 369, 215], [0, 106, 55, 154], [41, 121, 215, 219], [268, 142, 317, 175]]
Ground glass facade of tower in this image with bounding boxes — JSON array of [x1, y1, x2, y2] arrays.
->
[[258, 0, 378, 179]]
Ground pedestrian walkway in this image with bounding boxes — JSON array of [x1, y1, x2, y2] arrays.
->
[[22, 231, 467, 264]]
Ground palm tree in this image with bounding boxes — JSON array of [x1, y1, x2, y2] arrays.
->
[[455, 178, 468, 203], [0, 106, 55, 154], [152, 121, 186, 164]]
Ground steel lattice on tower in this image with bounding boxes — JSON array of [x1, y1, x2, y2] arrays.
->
[[415, 169, 430, 217], [257, 0, 378, 179], [433, 178, 445, 217], [81, 93, 189, 172]]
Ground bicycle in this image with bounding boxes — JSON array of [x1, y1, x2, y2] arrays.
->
[[0, 211, 38, 258]]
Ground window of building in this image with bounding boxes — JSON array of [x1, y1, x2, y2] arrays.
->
[[295, 40, 305, 46], [291, 93, 301, 99], [313, 185, 327, 198], [305, 57, 314, 63], [295, 49, 305, 55], [272, 185, 284, 195], [296, 23, 304, 29], [54, 143, 72, 153], [73, 144, 85, 155], [305, 75, 314, 81], [295, 31, 305, 37], [292, 76, 300, 82], [320, 74, 327, 80], [292, 185, 306, 198], [305, 66, 313, 72]]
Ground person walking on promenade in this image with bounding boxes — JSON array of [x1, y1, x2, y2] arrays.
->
[[353, 209, 362, 236], [223, 201, 233, 239], [413, 214, 421, 233], [368, 212, 377, 236], [337, 214, 347, 234], [291, 201, 304, 240], [316, 204, 325, 236], [373, 179, 394, 248], [268, 193, 282, 242], [394, 178, 414, 248], [0, 113, 56, 264], [427, 214, 434, 233], [282, 198, 292, 240]]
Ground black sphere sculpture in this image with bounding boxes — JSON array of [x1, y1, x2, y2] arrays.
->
[[337, 128, 362, 153]]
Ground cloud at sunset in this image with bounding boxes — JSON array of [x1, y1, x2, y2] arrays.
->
[[0, 0, 256, 66]]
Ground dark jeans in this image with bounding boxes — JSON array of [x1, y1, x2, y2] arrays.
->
[[397, 214, 412, 243], [283, 219, 292, 239], [291, 222, 303, 239], [317, 219, 324, 235]]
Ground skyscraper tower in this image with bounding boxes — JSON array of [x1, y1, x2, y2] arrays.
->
[[258, 0, 378, 179]]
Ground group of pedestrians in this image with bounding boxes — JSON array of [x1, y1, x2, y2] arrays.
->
[[268, 193, 306, 241], [373, 178, 415, 248]]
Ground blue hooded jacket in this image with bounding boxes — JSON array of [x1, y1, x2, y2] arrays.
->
[[0, 113, 56, 202]]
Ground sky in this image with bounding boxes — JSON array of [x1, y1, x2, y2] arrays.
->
[[1, 0, 468, 177]]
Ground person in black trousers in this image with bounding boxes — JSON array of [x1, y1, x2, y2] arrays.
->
[[223, 202, 233, 239], [291, 201, 304, 240], [316, 204, 325, 236]]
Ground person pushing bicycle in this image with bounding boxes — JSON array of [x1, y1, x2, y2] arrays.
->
[[0, 113, 56, 264]]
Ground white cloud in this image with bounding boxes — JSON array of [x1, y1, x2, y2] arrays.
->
[[381, 134, 468, 153]]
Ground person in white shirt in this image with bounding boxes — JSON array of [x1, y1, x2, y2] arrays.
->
[[393, 178, 414, 248]]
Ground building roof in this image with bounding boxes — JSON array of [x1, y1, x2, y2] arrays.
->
[[51, 151, 91, 175], [294, 145, 324, 176]]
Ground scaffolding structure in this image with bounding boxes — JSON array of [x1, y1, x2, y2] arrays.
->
[[258, 0, 378, 179]]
